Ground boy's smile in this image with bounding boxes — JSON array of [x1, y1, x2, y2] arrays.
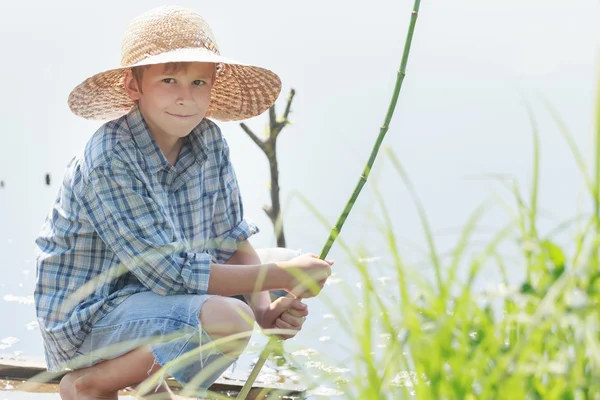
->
[[124, 62, 216, 161], [166, 112, 198, 118]]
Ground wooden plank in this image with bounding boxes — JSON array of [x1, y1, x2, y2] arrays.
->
[[1, 379, 138, 398], [0, 358, 305, 399]]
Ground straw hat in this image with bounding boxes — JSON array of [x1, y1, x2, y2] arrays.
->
[[67, 6, 281, 122]]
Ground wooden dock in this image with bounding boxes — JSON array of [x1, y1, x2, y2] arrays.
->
[[0, 357, 305, 399]]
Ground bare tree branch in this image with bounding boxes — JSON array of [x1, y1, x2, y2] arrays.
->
[[239, 90, 295, 248], [274, 88, 296, 140], [239, 123, 266, 153], [262, 205, 275, 221], [283, 88, 296, 121], [268, 106, 276, 138]]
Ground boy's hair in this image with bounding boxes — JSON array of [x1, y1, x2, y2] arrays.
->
[[131, 62, 216, 94]]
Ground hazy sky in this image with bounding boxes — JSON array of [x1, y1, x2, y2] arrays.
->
[[0, 0, 598, 364], [1, 0, 598, 251]]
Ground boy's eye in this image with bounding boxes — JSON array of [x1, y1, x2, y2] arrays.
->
[[162, 78, 176, 84], [193, 80, 206, 86]]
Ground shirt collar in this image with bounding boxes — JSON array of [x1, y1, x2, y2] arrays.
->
[[126, 106, 209, 174], [187, 120, 210, 167]]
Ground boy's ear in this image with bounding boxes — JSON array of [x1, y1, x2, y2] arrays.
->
[[123, 70, 142, 101]]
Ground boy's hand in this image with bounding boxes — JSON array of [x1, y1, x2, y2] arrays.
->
[[279, 253, 334, 298], [257, 297, 309, 340]]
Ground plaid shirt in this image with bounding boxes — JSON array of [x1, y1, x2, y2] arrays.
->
[[34, 107, 258, 371]]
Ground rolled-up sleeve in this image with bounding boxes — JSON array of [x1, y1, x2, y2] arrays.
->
[[208, 137, 259, 264], [79, 159, 211, 296]]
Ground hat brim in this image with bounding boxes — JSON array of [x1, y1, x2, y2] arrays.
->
[[67, 48, 282, 122]]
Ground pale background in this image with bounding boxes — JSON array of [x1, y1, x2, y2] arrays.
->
[[0, 0, 598, 394]]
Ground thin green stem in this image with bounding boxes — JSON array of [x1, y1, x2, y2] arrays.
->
[[235, 2, 423, 398], [522, 95, 540, 282], [594, 64, 600, 264]]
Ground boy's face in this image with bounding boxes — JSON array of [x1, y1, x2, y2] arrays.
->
[[124, 62, 216, 142]]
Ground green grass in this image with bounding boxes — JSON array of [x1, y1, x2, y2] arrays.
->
[[26, 52, 599, 400], [24, 97, 599, 399], [280, 78, 600, 399], [27, 80, 599, 400]]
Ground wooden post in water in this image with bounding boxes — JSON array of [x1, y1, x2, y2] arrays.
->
[[239, 88, 296, 248]]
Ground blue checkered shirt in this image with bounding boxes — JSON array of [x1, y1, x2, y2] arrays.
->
[[34, 107, 258, 371]]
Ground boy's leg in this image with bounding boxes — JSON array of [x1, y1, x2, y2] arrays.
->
[[59, 345, 172, 400], [59, 294, 255, 400], [200, 295, 255, 356]]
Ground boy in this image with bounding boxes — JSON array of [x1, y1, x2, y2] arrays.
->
[[34, 6, 333, 400]]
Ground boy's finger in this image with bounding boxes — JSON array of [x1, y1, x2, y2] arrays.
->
[[291, 299, 307, 310], [269, 296, 294, 315], [286, 307, 308, 318], [275, 318, 297, 339], [279, 312, 304, 328], [273, 299, 307, 317]]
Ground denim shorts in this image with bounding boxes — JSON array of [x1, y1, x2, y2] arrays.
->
[[72, 291, 235, 396]]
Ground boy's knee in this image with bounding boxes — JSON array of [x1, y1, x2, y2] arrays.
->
[[200, 296, 254, 356]]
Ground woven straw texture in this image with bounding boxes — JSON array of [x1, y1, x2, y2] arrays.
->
[[68, 6, 281, 121]]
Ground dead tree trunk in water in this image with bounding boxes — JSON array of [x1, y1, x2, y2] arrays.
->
[[240, 88, 296, 248]]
